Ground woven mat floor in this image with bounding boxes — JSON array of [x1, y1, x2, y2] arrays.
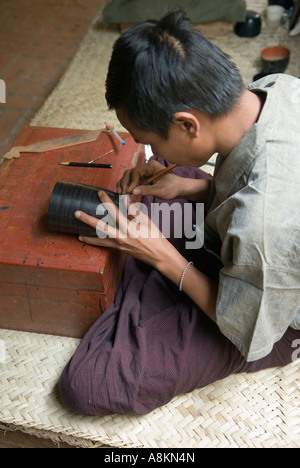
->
[[0, 329, 299, 448], [31, 0, 300, 134], [1, 1, 299, 448]]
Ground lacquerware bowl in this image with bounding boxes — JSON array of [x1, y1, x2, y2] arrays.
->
[[261, 46, 290, 74], [48, 181, 119, 237]]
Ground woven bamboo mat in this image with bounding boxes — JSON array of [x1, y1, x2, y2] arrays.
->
[[0, 328, 299, 448], [1, 1, 299, 448]]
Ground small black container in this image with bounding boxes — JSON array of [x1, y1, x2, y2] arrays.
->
[[234, 11, 262, 37], [48, 181, 119, 237]]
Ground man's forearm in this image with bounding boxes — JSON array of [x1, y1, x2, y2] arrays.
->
[[157, 247, 218, 323], [180, 178, 212, 203], [181, 264, 218, 322]]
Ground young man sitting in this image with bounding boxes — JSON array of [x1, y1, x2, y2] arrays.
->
[[59, 11, 300, 416]]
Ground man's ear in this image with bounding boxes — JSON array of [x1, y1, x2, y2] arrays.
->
[[172, 112, 200, 138]]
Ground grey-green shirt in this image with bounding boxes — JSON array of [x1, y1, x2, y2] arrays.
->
[[205, 74, 300, 362]]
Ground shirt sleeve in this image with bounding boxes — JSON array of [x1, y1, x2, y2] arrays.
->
[[215, 182, 300, 362], [217, 264, 300, 361]]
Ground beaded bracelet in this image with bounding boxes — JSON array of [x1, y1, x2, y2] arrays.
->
[[179, 261, 193, 291]]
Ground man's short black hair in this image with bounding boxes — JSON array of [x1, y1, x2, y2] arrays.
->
[[105, 10, 244, 138]]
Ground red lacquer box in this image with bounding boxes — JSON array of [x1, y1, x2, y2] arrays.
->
[[0, 126, 144, 338]]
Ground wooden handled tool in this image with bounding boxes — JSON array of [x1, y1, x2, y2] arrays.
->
[[2, 128, 108, 160], [147, 164, 177, 184]]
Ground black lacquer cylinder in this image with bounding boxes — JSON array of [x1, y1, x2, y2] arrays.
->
[[48, 181, 119, 237]]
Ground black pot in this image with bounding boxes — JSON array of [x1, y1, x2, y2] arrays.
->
[[234, 11, 262, 37], [261, 46, 290, 74], [48, 181, 119, 237]]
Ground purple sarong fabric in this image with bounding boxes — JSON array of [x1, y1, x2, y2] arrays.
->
[[59, 163, 300, 416]]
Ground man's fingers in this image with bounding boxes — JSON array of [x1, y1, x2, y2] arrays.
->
[[98, 190, 130, 232], [116, 161, 165, 194], [74, 191, 129, 239], [74, 210, 98, 229], [78, 235, 117, 248]]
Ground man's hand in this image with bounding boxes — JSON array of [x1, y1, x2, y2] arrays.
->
[[75, 190, 218, 323], [74, 190, 185, 281], [116, 160, 212, 203]]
